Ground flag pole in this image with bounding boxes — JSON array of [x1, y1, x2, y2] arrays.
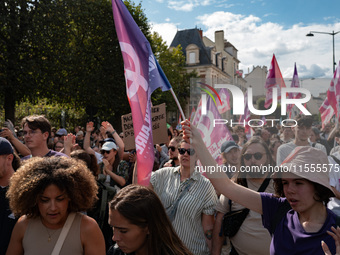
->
[[170, 88, 186, 120]]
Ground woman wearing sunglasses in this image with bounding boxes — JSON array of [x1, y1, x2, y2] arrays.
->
[[182, 120, 338, 254], [149, 139, 218, 255], [213, 136, 275, 255]]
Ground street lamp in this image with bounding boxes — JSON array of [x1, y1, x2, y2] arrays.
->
[[306, 30, 340, 74]]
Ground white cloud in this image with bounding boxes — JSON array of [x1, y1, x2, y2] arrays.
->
[[167, 0, 214, 12], [194, 11, 340, 78], [150, 22, 179, 46]]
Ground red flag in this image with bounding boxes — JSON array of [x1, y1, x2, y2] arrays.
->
[[112, 0, 171, 185], [264, 54, 286, 109], [327, 61, 340, 117], [319, 98, 334, 129]]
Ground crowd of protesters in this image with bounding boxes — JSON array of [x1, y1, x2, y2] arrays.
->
[[2, 114, 340, 254]]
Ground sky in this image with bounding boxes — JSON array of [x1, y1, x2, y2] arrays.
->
[[130, 0, 340, 95]]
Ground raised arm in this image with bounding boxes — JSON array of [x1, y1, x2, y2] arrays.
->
[[84, 122, 96, 156], [181, 119, 263, 214], [101, 121, 124, 160], [1, 128, 31, 156]]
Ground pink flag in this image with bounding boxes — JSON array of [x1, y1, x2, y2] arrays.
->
[[189, 107, 196, 121], [319, 98, 334, 129], [191, 98, 202, 126], [327, 61, 340, 118], [112, 0, 171, 185], [238, 91, 252, 135], [264, 54, 286, 109], [217, 88, 231, 114], [287, 63, 302, 118], [197, 96, 233, 165]]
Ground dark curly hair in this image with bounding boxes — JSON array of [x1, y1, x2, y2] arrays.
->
[[7, 156, 98, 218], [109, 185, 193, 255]]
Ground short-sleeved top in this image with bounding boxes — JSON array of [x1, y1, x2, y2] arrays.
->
[[216, 179, 274, 255], [23, 213, 83, 255], [150, 167, 217, 255], [21, 150, 68, 160], [276, 141, 326, 166], [261, 193, 337, 255]]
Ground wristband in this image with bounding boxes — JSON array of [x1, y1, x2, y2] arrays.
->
[[111, 130, 116, 135]]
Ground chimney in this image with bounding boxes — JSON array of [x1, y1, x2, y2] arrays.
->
[[198, 29, 203, 39], [215, 30, 224, 52]]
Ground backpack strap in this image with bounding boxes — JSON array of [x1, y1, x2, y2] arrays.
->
[[269, 199, 291, 235]]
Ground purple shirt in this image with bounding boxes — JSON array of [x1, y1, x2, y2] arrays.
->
[[261, 193, 336, 255], [21, 150, 68, 160]]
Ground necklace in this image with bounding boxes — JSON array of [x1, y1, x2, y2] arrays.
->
[[44, 226, 58, 242]]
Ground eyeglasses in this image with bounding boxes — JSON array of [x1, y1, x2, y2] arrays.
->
[[23, 130, 42, 136], [100, 150, 111, 155], [168, 146, 177, 152], [243, 152, 264, 161], [178, 148, 195, 156]]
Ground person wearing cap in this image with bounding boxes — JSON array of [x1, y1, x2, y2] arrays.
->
[[212, 137, 274, 255], [182, 119, 338, 254], [20, 115, 67, 159], [0, 138, 21, 254], [220, 140, 241, 179], [84, 121, 125, 165], [276, 115, 326, 166], [98, 140, 129, 250]]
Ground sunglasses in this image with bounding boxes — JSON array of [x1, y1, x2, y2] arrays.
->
[[243, 152, 264, 161], [100, 150, 111, 155], [168, 146, 177, 152], [178, 148, 195, 156]]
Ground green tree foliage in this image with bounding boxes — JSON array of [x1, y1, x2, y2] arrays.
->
[[2, 0, 188, 128]]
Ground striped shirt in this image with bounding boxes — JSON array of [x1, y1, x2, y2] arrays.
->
[[151, 167, 217, 255]]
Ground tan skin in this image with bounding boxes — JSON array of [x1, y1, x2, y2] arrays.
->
[[148, 141, 215, 252], [181, 120, 327, 233], [6, 184, 105, 255]]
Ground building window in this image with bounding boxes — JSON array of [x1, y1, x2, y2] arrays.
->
[[189, 52, 196, 64]]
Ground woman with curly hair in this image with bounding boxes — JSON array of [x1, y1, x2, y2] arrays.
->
[[6, 156, 105, 255], [108, 185, 193, 255]]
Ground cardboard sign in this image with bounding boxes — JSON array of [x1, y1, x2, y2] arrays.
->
[[121, 103, 168, 150]]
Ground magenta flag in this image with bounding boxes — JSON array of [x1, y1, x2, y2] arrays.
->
[[112, 0, 171, 185], [327, 61, 340, 118], [217, 88, 231, 114], [238, 91, 252, 136], [287, 63, 302, 118], [197, 96, 233, 165], [189, 107, 196, 121], [264, 54, 286, 108], [319, 98, 334, 129]]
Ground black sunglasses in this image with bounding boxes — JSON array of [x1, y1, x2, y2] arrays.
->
[[178, 148, 195, 156], [168, 146, 176, 152], [243, 152, 264, 161], [100, 150, 111, 155]]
